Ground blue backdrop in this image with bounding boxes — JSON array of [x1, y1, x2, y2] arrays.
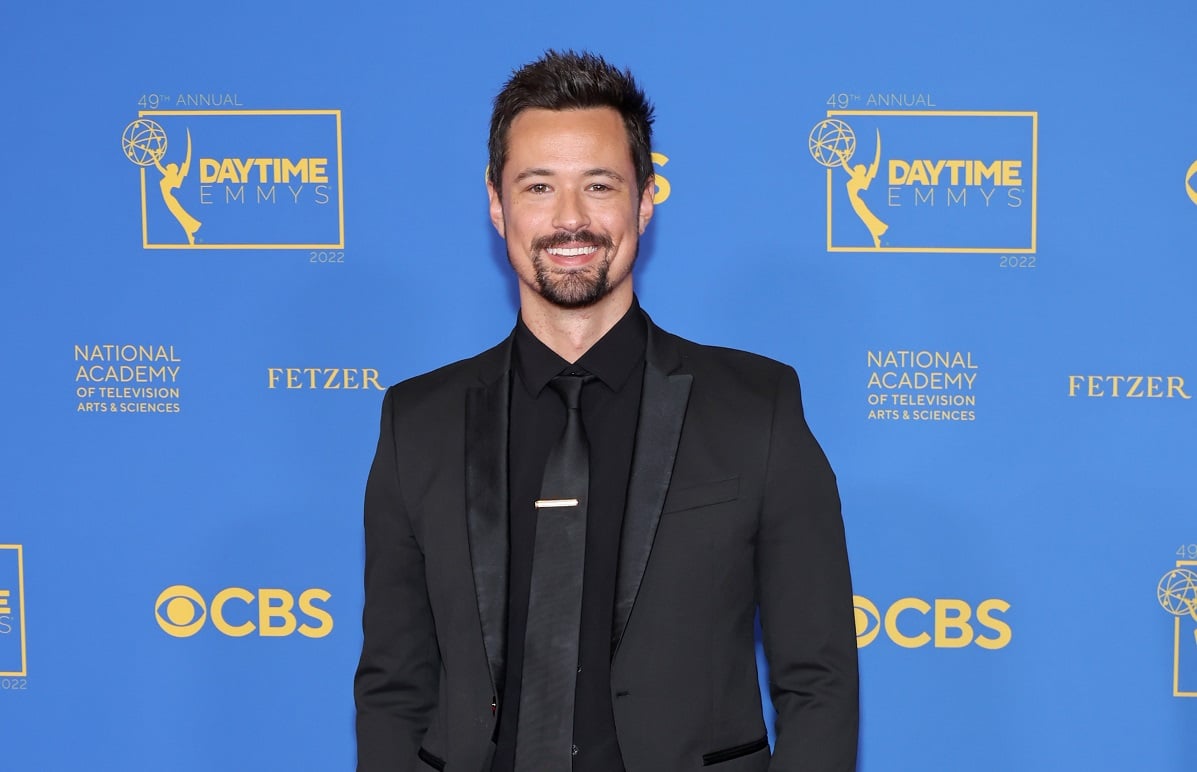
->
[[2, 1, 1196, 769]]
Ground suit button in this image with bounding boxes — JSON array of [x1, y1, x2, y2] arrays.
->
[[571, 744, 579, 756]]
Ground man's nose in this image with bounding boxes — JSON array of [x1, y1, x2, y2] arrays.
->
[[551, 188, 590, 233]]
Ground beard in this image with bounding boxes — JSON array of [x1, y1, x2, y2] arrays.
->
[[524, 229, 630, 309]]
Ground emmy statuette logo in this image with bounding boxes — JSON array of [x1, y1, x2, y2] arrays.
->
[[809, 119, 887, 249], [1157, 560, 1197, 697], [122, 119, 202, 245]]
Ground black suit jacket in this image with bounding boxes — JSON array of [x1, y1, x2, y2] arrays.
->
[[355, 313, 858, 771]]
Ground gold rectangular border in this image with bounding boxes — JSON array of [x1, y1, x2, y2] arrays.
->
[[824, 110, 1038, 254], [136, 109, 345, 250], [0, 544, 26, 677], [1174, 559, 1197, 697]]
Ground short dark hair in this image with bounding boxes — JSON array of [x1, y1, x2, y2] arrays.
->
[[488, 50, 655, 196]]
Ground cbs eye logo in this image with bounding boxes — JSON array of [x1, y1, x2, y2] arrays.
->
[[155, 584, 333, 639], [853, 595, 1012, 649]]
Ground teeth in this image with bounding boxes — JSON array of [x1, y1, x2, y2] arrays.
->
[[547, 246, 599, 257]]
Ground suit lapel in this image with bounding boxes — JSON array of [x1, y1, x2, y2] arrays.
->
[[465, 339, 513, 697], [612, 320, 691, 655], [464, 318, 691, 677]]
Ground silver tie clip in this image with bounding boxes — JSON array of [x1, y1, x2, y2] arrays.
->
[[534, 498, 579, 508]]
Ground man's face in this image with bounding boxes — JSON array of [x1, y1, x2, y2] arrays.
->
[[488, 107, 654, 310]]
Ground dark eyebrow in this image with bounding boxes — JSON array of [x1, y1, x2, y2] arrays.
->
[[512, 168, 554, 184], [584, 168, 625, 183], [510, 167, 627, 184]]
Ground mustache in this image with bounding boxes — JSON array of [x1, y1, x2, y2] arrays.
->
[[531, 230, 614, 252]]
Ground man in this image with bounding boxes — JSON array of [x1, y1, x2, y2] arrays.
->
[[355, 50, 858, 771]]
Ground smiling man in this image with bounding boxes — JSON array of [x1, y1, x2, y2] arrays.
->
[[355, 51, 859, 772]]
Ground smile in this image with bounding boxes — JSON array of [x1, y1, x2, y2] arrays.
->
[[545, 246, 600, 257]]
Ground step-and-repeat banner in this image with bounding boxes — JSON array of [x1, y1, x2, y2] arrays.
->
[[3, 1, 1195, 769]]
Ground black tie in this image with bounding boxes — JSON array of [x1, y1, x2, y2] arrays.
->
[[515, 372, 592, 770]]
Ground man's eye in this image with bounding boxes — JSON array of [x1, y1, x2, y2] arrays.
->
[[528, 183, 550, 194], [588, 183, 611, 192]]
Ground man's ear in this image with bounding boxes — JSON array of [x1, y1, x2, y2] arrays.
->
[[487, 180, 506, 239], [638, 175, 655, 234]]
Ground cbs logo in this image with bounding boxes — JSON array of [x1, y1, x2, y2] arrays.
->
[[853, 595, 1011, 650], [155, 585, 333, 639], [650, 152, 671, 204]]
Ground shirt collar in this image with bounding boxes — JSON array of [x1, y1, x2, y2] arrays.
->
[[513, 296, 647, 397]]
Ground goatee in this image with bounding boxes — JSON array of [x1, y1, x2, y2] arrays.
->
[[526, 229, 627, 309]]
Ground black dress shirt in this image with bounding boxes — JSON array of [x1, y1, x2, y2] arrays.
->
[[491, 301, 647, 772]]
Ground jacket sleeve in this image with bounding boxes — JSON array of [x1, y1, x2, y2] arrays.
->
[[758, 366, 859, 771], [355, 386, 441, 771]]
